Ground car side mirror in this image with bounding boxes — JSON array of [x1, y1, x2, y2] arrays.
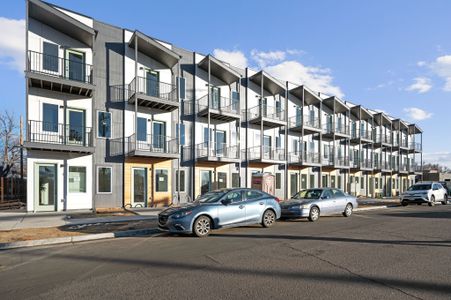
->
[[221, 199, 231, 205]]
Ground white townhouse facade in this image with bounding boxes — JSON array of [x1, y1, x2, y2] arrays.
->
[[24, 0, 423, 212]]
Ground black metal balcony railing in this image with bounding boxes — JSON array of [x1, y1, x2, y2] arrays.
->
[[410, 163, 422, 172], [288, 116, 321, 130], [335, 156, 350, 167], [129, 76, 177, 103], [127, 134, 179, 155], [246, 105, 285, 122], [196, 95, 240, 115], [196, 142, 239, 159], [399, 163, 408, 172], [245, 145, 285, 161], [27, 120, 93, 147], [27, 50, 93, 84], [374, 160, 391, 170], [304, 152, 321, 164], [288, 152, 302, 163]]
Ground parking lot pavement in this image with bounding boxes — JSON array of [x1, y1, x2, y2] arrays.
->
[[0, 205, 450, 299]]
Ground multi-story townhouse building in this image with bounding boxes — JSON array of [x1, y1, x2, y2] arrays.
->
[[24, 0, 423, 211]]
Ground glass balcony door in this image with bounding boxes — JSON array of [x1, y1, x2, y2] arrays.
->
[[215, 130, 226, 156], [153, 121, 166, 152], [132, 168, 147, 207], [146, 70, 160, 97], [67, 108, 85, 145], [210, 86, 220, 109], [295, 107, 302, 126], [66, 49, 85, 82]]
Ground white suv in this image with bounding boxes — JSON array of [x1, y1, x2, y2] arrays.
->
[[400, 182, 448, 206]]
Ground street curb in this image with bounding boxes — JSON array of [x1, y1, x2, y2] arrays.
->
[[0, 228, 161, 251], [355, 205, 389, 212]]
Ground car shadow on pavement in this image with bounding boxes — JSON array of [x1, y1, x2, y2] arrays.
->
[[14, 250, 451, 296], [208, 233, 451, 248]]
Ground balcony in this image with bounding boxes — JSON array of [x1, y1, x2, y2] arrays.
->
[[374, 134, 392, 147], [409, 142, 422, 153], [409, 163, 422, 174], [323, 124, 350, 140], [288, 152, 321, 167], [245, 146, 286, 165], [128, 76, 178, 111], [374, 160, 392, 173], [26, 51, 93, 97], [196, 142, 240, 164], [393, 139, 409, 151], [322, 155, 350, 169], [350, 129, 373, 144], [125, 134, 179, 159], [246, 105, 286, 128], [288, 115, 321, 134], [25, 120, 94, 153], [195, 95, 240, 122], [399, 163, 409, 174], [350, 159, 373, 171]]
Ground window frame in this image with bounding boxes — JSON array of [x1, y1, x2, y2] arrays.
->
[[68, 166, 87, 194], [97, 111, 112, 139], [155, 169, 169, 192], [42, 103, 59, 133], [97, 166, 112, 194]]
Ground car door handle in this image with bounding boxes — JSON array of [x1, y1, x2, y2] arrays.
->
[[239, 205, 245, 209], [259, 202, 264, 205]]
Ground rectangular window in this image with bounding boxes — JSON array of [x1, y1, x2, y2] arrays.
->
[[98, 111, 111, 138], [361, 177, 364, 189], [43, 103, 58, 132], [337, 175, 342, 189], [97, 167, 112, 194], [155, 169, 168, 192], [43, 41, 59, 72], [309, 175, 315, 189], [218, 172, 227, 189], [175, 170, 185, 192], [176, 123, 185, 146], [232, 173, 240, 188], [177, 77, 186, 100], [350, 176, 354, 184], [137, 117, 147, 141], [231, 91, 240, 111], [331, 176, 336, 188], [69, 166, 86, 193], [276, 173, 281, 189], [301, 174, 307, 189]]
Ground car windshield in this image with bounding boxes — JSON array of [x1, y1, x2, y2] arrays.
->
[[407, 184, 431, 191], [292, 189, 322, 200], [196, 191, 226, 203]]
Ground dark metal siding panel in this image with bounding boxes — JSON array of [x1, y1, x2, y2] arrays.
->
[[92, 20, 124, 208]]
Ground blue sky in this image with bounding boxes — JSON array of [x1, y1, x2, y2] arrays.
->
[[0, 0, 450, 165]]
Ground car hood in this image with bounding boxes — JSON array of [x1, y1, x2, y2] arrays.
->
[[280, 199, 317, 208], [160, 202, 202, 215]]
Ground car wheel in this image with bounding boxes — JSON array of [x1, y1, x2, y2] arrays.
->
[[428, 195, 435, 207], [401, 201, 408, 206], [441, 194, 448, 205], [308, 206, 320, 222], [193, 216, 211, 237], [261, 209, 276, 228], [343, 203, 353, 217]]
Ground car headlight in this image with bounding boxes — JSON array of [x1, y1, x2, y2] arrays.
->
[[300, 204, 310, 209], [173, 210, 192, 219]]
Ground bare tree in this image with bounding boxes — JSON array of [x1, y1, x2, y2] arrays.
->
[[0, 111, 21, 177]]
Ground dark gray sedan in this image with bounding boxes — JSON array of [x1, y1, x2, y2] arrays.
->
[[280, 188, 358, 221]]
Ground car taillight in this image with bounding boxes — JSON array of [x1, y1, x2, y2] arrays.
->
[[275, 197, 281, 203]]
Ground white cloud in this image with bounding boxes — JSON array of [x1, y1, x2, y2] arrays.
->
[[264, 60, 344, 98], [212, 49, 248, 69], [250, 50, 286, 68], [0, 17, 25, 73], [423, 152, 451, 168], [405, 77, 432, 93], [403, 107, 433, 121], [430, 55, 451, 91]]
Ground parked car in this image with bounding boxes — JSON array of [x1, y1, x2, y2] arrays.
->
[[158, 188, 281, 237], [400, 182, 448, 206], [280, 188, 358, 222], [439, 181, 451, 196]]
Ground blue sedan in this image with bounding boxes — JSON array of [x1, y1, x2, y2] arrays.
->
[[158, 188, 281, 237], [280, 188, 358, 222]]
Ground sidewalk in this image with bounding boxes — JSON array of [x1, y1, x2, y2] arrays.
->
[[357, 197, 401, 208], [0, 208, 163, 231]]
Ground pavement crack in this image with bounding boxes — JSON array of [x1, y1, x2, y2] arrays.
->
[[205, 255, 222, 265], [285, 244, 424, 300]]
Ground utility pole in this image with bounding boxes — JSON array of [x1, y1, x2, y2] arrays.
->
[[20, 115, 24, 180]]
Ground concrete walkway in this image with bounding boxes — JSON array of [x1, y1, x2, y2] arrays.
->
[[0, 209, 163, 231]]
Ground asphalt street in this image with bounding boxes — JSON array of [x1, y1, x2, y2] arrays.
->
[[0, 205, 450, 299]]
